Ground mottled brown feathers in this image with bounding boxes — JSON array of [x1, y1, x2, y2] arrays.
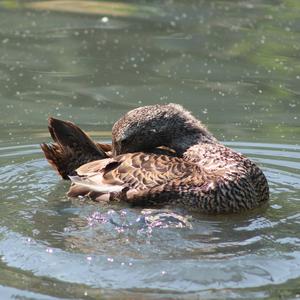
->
[[41, 104, 269, 213]]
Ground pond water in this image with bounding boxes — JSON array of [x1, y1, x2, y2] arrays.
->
[[0, 1, 300, 299]]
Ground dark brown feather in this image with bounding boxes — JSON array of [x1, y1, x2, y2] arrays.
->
[[41, 118, 108, 179]]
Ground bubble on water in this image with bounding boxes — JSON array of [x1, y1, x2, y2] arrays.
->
[[87, 211, 108, 226], [271, 204, 282, 210], [141, 210, 192, 230]]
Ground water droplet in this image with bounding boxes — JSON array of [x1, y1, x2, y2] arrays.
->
[[101, 16, 109, 23]]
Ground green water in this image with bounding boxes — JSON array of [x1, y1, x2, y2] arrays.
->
[[0, 1, 299, 299]]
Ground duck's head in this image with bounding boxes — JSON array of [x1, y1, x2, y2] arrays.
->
[[112, 103, 215, 156]]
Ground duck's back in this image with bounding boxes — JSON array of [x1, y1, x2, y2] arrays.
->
[[66, 144, 269, 213]]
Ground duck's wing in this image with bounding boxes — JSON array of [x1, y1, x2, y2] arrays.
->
[[67, 152, 207, 205], [41, 117, 109, 179]]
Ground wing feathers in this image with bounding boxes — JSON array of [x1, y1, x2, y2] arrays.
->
[[68, 175, 124, 193], [67, 152, 206, 203]]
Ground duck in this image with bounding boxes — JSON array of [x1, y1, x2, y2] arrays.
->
[[41, 103, 269, 213]]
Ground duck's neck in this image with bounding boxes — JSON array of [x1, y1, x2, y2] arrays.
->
[[169, 132, 217, 156]]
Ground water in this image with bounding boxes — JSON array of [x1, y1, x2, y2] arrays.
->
[[0, 1, 300, 299]]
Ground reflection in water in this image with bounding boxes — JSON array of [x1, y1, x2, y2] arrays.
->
[[0, 0, 300, 299]]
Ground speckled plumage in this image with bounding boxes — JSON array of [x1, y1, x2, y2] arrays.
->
[[41, 104, 269, 213]]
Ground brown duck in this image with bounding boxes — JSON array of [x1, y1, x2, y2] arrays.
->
[[41, 103, 269, 213]]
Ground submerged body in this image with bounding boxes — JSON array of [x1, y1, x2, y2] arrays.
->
[[41, 104, 269, 213]]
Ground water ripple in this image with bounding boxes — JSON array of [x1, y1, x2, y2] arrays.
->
[[0, 141, 299, 294]]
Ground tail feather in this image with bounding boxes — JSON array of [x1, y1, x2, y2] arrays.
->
[[41, 117, 108, 179], [48, 117, 106, 156]]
